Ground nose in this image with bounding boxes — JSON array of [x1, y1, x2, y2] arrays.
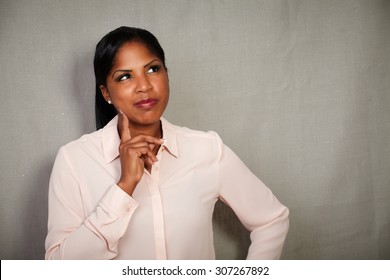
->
[[135, 74, 152, 93]]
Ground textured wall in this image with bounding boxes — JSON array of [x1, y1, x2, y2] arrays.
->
[[0, 0, 389, 259]]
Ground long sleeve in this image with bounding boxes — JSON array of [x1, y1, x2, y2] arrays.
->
[[216, 135, 289, 259], [45, 147, 138, 259], [45, 117, 288, 260]]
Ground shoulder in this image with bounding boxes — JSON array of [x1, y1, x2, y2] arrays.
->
[[177, 125, 219, 141], [56, 129, 103, 161], [163, 119, 224, 158], [166, 119, 221, 142]]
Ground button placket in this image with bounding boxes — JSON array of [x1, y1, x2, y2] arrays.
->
[[145, 148, 166, 259], [151, 145, 163, 182]]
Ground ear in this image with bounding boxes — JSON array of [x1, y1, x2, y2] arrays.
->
[[99, 85, 111, 102]]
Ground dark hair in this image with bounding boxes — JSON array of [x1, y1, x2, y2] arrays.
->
[[94, 26, 167, 130]]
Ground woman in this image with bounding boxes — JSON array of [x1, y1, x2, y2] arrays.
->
[[45, 26, 289, 260]]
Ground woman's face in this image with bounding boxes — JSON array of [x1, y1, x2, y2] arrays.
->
[[100, 41, 169, 128]]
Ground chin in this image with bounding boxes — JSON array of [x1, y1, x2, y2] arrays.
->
[[136, 113, 162, 125]]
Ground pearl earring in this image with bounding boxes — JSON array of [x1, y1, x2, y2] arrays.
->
[[108, 100, 112, 104]]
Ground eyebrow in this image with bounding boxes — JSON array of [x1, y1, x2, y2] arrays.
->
[[111, 59, 160, 78]]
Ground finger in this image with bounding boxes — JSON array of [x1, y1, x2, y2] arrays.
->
[[118, 109, 131, 143], [129, 134, 164, 145], [137, 147, 158, 163], [145, 149, 158, 163], [124, 145, 157, 162], [129, 142, 155, 151], [145, 156, 155, 167], [124, 141, 150, 149], [120, 141, 156, 154], [120, 140, 158, 157]]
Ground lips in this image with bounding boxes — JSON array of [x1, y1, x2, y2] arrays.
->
[[134, 98, 158, 109]]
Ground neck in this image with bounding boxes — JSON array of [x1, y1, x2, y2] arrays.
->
[[128, 120, 162, 139]]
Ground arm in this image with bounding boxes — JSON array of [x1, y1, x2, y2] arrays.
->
[[216, 135, 289, 259], [45, 147, 138, 259], [45, 112, 163, 259]]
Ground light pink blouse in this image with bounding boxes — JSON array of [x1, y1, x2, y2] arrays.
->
[[45, 116, 289, 260]]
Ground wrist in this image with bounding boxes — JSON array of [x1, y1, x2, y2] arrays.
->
[[117, 179, 138, 196]]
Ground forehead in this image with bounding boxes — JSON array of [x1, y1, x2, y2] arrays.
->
[[112, 42, 158, 68]]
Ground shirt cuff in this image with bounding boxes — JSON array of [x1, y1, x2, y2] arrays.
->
[[99, 184, 139, 217]]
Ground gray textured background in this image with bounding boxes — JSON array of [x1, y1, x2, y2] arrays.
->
[[0, 0, 389, 259]]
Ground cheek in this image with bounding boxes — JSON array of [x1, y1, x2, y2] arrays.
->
[[111, 84, 135, 99], [159, 76, 170, 95]]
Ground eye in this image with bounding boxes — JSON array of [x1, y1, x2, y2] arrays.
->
[[118, 73, 132, 81], [147, 65, 161, 74]]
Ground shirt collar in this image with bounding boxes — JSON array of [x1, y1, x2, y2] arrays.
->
[[102, 115, 178, 164], [160, 117, 179, 158]]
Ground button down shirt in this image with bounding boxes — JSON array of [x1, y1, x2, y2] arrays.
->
[[45, 116, 289, 259]]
